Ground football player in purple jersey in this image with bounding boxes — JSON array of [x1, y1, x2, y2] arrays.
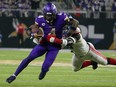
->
[[6, 2, 70, 83]]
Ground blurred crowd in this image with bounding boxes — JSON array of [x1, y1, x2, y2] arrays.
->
[[63, 0, 116, 19], [0, 0, 116, 18], [0, 0, 41, 17]]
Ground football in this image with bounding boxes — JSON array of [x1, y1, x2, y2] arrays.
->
[[30, 24, 44, 37]]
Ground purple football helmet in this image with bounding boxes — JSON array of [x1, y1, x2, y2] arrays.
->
[[43, 2, 57, 23]]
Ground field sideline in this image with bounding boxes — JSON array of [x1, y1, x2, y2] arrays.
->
[[0, 48, 116, 87]]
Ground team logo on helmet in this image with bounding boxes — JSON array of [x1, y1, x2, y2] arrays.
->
[[42, 23, 45, 26]]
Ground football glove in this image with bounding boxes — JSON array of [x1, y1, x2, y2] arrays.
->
[[67, 36, 76, 46]]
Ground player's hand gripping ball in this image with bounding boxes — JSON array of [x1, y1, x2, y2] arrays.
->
[[30, 24, 44, 38], [26, 24, 44, 39]]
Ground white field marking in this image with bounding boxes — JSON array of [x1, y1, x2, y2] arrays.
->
[[0, 60, 116, 67], [0, 48, 71, 53], [0, 60, 71, 66], [1, 48, 116, 52]]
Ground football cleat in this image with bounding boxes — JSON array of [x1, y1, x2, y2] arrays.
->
[[91, 61, 98, 70], [39, 71, 47, 80], [6, 74, 16, 84]]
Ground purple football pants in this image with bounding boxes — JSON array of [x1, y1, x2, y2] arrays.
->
[[14, 44, 60, 76]]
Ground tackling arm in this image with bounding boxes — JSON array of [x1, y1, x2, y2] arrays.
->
[[47, 34, 68, 46], [46, 27, 81, 47], [46, 33, 76, 47]]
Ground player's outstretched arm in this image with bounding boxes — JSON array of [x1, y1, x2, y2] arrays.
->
[[46, 34, 76, 46]]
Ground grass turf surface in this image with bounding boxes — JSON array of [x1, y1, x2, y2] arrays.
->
[[0, 49, 116, 87]]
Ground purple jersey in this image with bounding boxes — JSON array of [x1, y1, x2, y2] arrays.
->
[[35, 12, 68, 39]]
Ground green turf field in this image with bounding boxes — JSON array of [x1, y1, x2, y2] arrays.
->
[[0, 49, 116, 87]]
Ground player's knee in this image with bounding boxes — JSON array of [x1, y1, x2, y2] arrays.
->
[[100, 61, 107, 65]]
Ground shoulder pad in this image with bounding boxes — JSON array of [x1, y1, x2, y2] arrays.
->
[[35, 15, 44, 25], [38, 15, 44, 18], [58, 12, 65, 16], [58, 12, 69, 22], [35, 15, 44, 21]]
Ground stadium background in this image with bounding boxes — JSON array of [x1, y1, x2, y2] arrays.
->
[[0, 0, 116, 50]]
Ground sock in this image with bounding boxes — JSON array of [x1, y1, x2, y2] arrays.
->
[[107, 57, 116, 65], [81, 61, 92, 69]]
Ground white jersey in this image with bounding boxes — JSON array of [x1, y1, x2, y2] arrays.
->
[[71, 27, 107, 71], [71, 27, 89, 58]]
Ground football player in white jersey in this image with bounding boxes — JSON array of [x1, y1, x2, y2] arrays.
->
[[47, 18, 116, 72], [66, 26, 116, 71]]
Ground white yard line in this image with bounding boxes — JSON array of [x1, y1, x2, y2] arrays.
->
[[0, 60, 116, 67], [0, 60, 71, 66], [0, 48, 116, 52]]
